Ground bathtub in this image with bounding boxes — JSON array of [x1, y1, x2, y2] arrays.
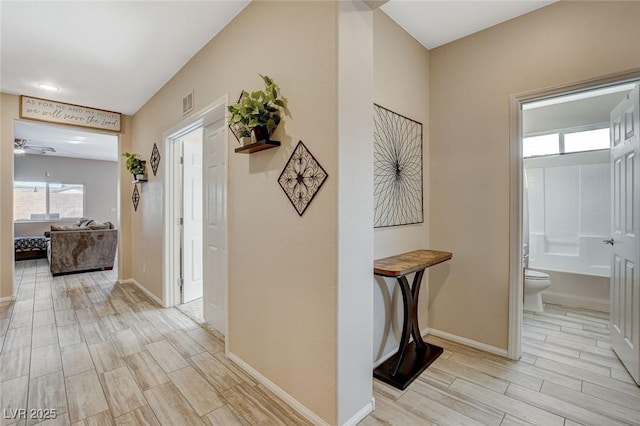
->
[[528, 233, 611, 312]]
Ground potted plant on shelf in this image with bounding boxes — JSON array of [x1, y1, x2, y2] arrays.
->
[[227, 74, 287, 146], [123, 152, 147, 181]]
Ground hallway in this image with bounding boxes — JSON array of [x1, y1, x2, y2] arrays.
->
[[0, 260, 310, 425]]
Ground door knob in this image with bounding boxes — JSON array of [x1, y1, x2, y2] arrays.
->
[[603, 238, 615, 245]]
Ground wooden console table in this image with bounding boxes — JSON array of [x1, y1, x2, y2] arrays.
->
[[374, 249, 453, 390]]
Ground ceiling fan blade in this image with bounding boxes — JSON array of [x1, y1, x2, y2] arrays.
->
[[28, 145, 56, 152]]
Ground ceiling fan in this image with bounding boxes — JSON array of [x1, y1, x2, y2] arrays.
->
[[14, 138, 56, 155]]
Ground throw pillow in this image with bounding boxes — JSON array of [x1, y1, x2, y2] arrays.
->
[[77, 218, 94, 227]]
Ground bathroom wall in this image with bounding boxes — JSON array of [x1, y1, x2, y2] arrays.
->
[[525, 150, 611, 311]]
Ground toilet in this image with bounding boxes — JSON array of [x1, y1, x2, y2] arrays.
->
[[524, 269, 551, 312]]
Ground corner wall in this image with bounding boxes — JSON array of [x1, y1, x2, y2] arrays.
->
[[429, 1, 640, 349], [337, 2, 374, 423], [372, 10, 430, 362]]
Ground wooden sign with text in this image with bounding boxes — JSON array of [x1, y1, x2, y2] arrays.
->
[[20, 96, 121, 132]]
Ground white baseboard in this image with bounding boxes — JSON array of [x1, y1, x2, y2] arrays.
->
[[373, 347, 398, 369], [341, 398, 374, 426], [425, 327, 509, 358], [542, 291, 609, 313], [118, 278, 165, 307], [228, 352, 330, 426], [374, 326, 509, 366], [0, 295, 15, 303]]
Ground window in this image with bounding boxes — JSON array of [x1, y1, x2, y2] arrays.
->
[[564, 128, 610, 153], [523, 133, 560, 158], [14, 181, 84, 221], [523, 125, 610, 158]]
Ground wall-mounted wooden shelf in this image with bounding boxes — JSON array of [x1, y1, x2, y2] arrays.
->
[[234, 140, 281, 154]]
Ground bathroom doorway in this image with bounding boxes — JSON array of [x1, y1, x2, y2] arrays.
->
[[508, 70, 640, 359], [520, 84, 635, 313], [511, 75, 640, 384]]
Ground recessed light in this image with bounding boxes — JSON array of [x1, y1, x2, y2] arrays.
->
[[37, 83, 59, 92]]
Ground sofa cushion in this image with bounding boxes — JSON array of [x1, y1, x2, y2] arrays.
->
[[51, 225, 81, 231]]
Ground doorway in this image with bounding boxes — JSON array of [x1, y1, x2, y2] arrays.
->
[[163, 98, 229, 338], [179, 128, 204, 304], [508, 71, 640, 366], [12, 119, 120, 282]]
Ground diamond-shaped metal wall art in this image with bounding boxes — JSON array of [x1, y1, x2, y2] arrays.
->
[[150, 142, 161, 176], [278, 141, 328, 216], [132, 184, 140, 212]]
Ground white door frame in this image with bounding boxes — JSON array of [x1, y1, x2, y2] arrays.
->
[[507, 69, 640, 360], [162, 95, 228, 308]]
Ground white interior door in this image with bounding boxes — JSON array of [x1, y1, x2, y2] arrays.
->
[[610, 84, 640, 385], [203, 121, 227, 335], [182, 130, 204, 303]]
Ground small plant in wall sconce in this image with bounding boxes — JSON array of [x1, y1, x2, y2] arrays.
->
[[122, 152, 148, 182], [227, 74, 287, 147]]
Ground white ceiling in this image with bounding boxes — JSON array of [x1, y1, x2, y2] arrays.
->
[[0, 0, 250, 116], [2, 0, 557, 161], [381, 0, 556, 50], [523, 83, 637, 135]]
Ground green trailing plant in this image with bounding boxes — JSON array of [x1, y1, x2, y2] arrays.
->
[[227, 74, 286, 139], [122, 152, 147, 176]]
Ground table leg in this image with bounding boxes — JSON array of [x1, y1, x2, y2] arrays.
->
[[392, 274, 413, 376], [410, 269, 428, 350], [374, 268, 443, 390]]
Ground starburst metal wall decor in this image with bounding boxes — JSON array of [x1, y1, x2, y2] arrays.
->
[[374, 104, 423, 228], [278, 141, 328, 216], [150, 142, 161, 176], [132, 184, 140, 212]]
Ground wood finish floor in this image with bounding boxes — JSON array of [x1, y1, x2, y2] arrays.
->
[[0, 260, 311, 426], [2, 260, 639, 425], [364, 305, 640, 426]]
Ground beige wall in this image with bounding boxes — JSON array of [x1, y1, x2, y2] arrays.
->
[[129, 2, 339, 422], [117, 116, 133, 280], [0, 93, 133, 297], [429, 1, 640, 349], [372, 11, 431, 360], [0, 94, 19, 299]]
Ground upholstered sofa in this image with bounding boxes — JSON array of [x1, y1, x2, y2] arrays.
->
[[48, 222, 118, 275]]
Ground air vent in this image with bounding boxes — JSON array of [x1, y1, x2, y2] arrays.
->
[[182, 91, 194, 115]]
